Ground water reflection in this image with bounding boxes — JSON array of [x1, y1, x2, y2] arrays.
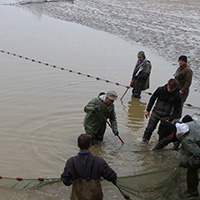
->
[[126, 97, 146, 132]]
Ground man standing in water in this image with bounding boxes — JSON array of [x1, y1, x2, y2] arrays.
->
[[142, 78, 181, 143], [130, 51, 152, 98], [174, 55, 193, 117], [83, 90, 119, 144], [61, 134, 117, 200]]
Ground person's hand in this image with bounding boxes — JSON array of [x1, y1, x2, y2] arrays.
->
[[113, 130, 119, 136], [179, 90, 183, 94], [145, 111, 150, 119], [173, 141, 180, 150], [112, 180, 117, 185], [179, 161, 190, 168], [92, 105, 100, 113]]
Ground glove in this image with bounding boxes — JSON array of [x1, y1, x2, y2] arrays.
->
[[173, 141, 180, 150], [113, 130, 119, 136], [92, 105, 100, 113], [112, 180, 117, 185], [179, 161, 190, 168]]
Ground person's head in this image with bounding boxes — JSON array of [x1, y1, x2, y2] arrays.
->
[[106, 90, 118, 105], [178, 55, 187, 67], [78, 134, 92, 150], [167, 78, 178, 93], [137, 51, 146, 62], [158, 121, 176, 141]]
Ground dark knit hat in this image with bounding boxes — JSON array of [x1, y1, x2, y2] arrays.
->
[[181, 115, 193, 123], [158, 121, 176, 138], [178, 55, 187, 62], [137, 51, 146, 58]]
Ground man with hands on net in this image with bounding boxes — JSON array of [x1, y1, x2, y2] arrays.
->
[[153, 115, 200, 198], [61, 134, 117, 200]]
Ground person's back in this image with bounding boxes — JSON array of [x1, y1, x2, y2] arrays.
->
[[61, 134, 117, 200], [180, 121, 200, 156]]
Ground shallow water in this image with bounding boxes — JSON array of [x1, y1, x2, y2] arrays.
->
[[17, 0, 200, 89], [0, 0, 200, 199]]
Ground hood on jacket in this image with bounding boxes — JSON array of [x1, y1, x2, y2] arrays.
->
[[98, 92, 106, 102], [175, 123, 189, 140]]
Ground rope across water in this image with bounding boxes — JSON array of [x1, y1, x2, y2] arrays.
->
[[1, 49, 199, 109], [0, 50, 127, 88]]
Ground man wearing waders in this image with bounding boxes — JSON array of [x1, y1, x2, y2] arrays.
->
[[61, 134, 117, 200], [174, 55, 193, 117], [130, 51, 152, 98], [83, 90, 119, 144], [142, 78, 181, 143], [153, 116, 200, 198]]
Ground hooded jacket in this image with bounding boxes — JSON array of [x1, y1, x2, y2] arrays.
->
[[180, 121, 200, 167], [153, 121, 200, 167], [146, 84, 182, 121], [83, 93, 118, 138], [131, 59, 152, 91]]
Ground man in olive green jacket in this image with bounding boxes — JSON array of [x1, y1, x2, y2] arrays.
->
[[131, 51, 152, 98], [83, 91, 119, 143], [174, 55, 193, 117]]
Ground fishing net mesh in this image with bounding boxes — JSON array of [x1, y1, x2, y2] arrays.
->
[[117, 167, 186, 200], [0, 167, 188, 200], [0, 177, 61, 190]]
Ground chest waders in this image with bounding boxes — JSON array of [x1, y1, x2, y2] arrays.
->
[[70, 156, 103, 200]]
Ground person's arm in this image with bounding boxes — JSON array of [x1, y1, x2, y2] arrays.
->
[[100, 161, 117, 182], [84, 98, 99, 114], [180, 69, 193, 94], [146, 87, 161, 112], [131, 65, 137, 81], [61, 159, 73, 186], [153, 139, 171, 150]]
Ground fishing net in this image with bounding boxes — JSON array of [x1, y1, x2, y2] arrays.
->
[[116, 167, 187, 200], [0, 167, 189, 200], [0, 177, 61, 189]]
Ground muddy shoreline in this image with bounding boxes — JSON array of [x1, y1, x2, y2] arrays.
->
[[18, 0, 200, 90]]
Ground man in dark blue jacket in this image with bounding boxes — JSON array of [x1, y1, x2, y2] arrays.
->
[[61, 134, 117, 200]]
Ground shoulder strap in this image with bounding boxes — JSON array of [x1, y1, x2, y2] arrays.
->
[[72, 154, 96, 182], [87, 155, 96, 181], [72, 157, 82, 183]]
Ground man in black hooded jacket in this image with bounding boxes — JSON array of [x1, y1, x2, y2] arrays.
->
[[142, 78, 181, 143]]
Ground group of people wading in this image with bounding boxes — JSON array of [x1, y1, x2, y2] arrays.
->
[[61, 51, 199, 199]]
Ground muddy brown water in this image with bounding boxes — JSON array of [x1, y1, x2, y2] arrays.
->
[[0, 0, 200, 199]]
